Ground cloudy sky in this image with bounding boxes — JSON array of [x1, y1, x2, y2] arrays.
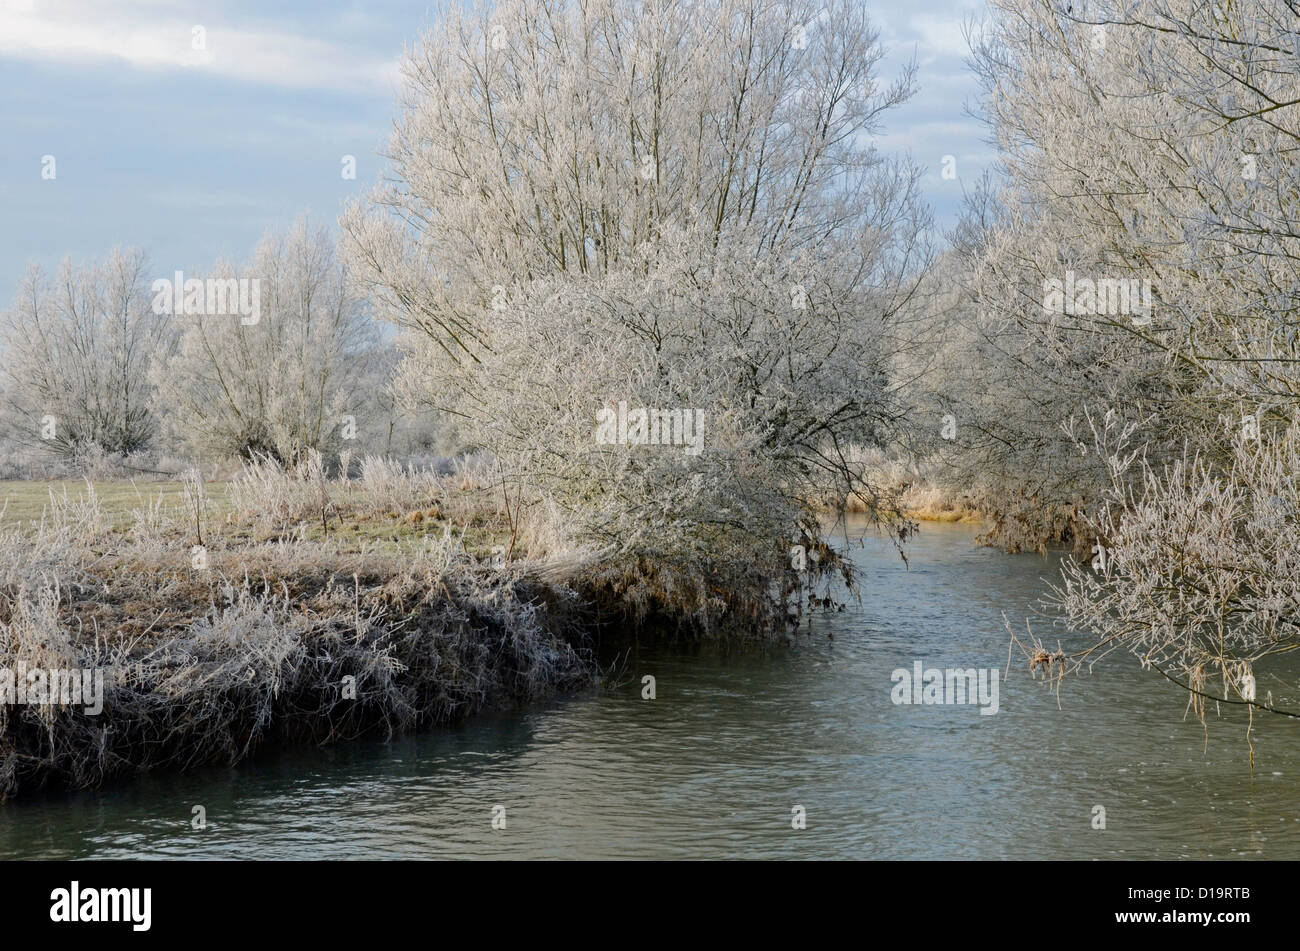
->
[[0, 0, 991, 306]]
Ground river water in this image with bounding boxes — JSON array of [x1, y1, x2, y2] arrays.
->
[[3, 517, 1298, 859]]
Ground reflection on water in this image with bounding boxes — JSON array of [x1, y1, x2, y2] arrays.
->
[[3, 517, 1298, 859]]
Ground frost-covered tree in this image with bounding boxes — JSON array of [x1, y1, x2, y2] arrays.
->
[[0, 248, 161, 457], [152, 219, 378, 464], [961, 0, 1300, 723], [953, 0, 1300, 549], [342, 0, 931, 630], [1030, 413, 1300, 742]]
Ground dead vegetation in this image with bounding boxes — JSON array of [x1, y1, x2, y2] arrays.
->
[[0, 454, 593, 799], [0, 447, 860, 799]]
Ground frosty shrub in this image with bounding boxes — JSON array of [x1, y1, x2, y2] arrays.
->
[[1015, 413, 1300, 749], [947, 0, 1300, 550], [948, 1, 1300, 726]]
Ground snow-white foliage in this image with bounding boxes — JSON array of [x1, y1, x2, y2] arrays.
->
[[343, 0, 932, 618], [964, 0, 1300, 720], [0, 249, 162, 456], [942, 1, 1300, 549], [151, 218, 378, 464]]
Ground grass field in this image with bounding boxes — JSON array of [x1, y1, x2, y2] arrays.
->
[[0, 480, 195, 531], [0, 476, 511, 555], [0, 462, 595, 800]]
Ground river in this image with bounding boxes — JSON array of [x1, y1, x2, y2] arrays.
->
[[2, 517, 1297, 859]]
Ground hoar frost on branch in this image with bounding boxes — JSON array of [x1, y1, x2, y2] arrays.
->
[[342, 0, 933, 633], [152, 219, 379, 465], [961, 0, 1300, 731]]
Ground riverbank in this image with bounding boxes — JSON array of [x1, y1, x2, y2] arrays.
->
[[4, 518, 1288, 859], [842, 449, 982, 525], [0, 460, 609, 800], [0, 454, 846, 800]]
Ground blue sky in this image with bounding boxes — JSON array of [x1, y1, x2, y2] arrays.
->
[[0, 0, 991, 307]]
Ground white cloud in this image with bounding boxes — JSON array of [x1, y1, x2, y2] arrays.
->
[[0, 0, 401, 92], [908, 12, 978, 60]]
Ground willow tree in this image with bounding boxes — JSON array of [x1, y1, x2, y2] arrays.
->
[[0, 249, 161, 459], [343, 0, 931, 633], [963, 0, 1300, 725], [152, 220, 377, 465]]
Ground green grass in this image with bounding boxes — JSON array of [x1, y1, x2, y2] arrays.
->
[[0, 478, 513, 558], [0, 479, 198, 530]]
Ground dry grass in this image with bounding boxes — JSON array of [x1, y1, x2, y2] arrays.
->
[[0, 456, 596, 799], [840, 447, 982, 524], [0, 448, 863, 798]]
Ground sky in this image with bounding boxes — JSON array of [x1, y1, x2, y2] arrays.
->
[[0, 0, 992, 307]]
